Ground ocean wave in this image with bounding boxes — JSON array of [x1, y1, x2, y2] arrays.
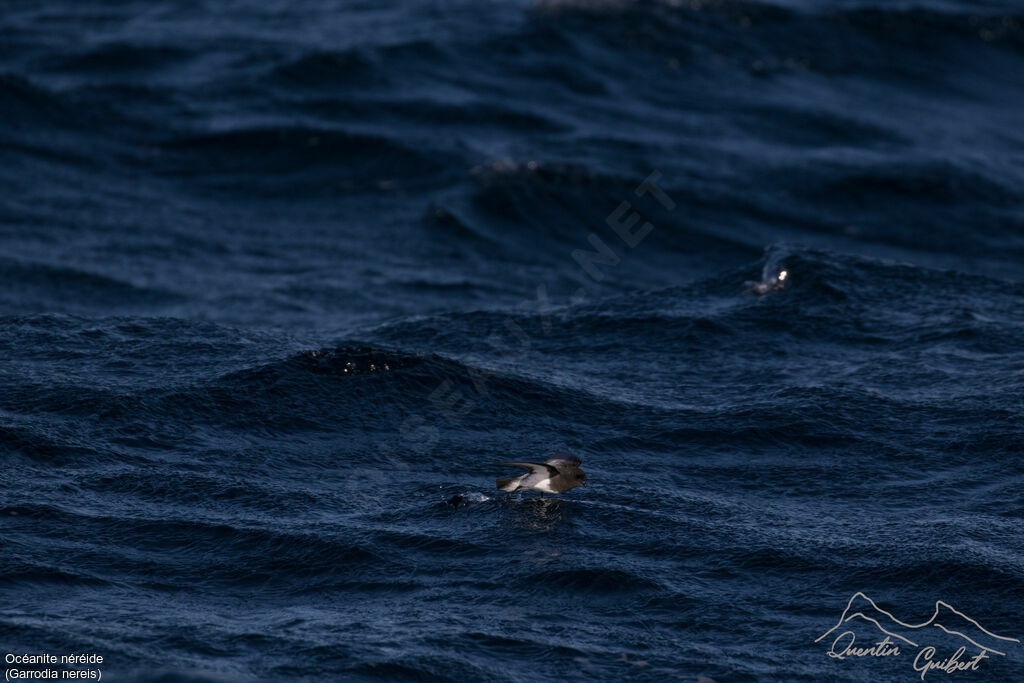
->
[[0, 258, 184, 310], [3, 1, 1023, 680], [157, 126, 458, 196]]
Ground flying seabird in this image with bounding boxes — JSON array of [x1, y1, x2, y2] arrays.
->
[[493, 455, 586, 494]]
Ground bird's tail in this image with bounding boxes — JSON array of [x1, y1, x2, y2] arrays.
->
[[496, 477, 520, 492]]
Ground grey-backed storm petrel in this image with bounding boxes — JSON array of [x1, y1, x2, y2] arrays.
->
[[493, 455, 586, 494]]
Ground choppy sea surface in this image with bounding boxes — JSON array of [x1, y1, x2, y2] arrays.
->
[[2, 1, 1024, 681]]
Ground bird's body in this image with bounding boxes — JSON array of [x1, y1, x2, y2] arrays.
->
[[494, 455, 586, 494]]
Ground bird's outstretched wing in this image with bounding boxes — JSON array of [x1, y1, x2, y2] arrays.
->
[[546, 454, 581, 468], [493, 461, 560, 478]]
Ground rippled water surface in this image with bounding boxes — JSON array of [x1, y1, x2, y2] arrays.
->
[[2, 1, 1023, 681]]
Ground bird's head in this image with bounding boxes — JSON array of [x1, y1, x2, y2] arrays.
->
[[575, 471, 587, 488]]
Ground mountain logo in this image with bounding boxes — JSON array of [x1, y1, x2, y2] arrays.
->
[[815, 592, 1019, 679]]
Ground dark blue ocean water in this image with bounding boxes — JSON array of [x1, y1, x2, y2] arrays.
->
[[2, 1, 1024, 681]]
